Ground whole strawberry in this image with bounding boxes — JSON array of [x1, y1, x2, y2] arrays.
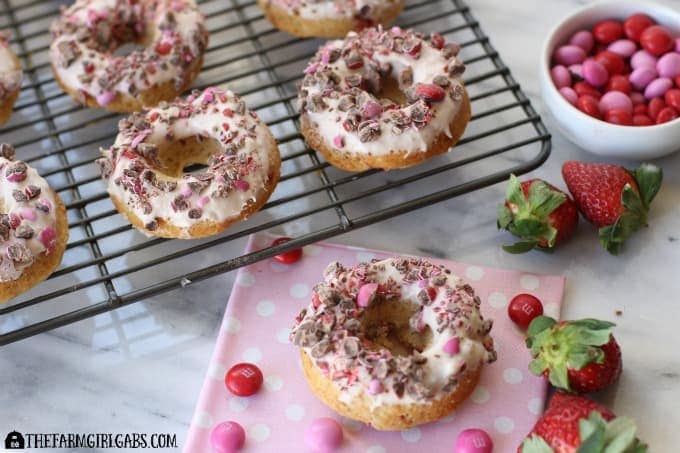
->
[[519, 392, 648, 453], [562, 162, 662, 255], [498, 175, 579, 253], [526, 316, 622, 394]]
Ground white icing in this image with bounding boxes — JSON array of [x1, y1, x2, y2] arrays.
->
[[273, 0, 400, 20], [49, 0, 206, 101], [100, 87, 278, 238], [301, 29, 465, 157], [0, 41, 22, 100], [0, 156, 60, 282]]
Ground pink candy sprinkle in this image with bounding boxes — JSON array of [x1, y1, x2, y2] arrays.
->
[[180, 184, 193, 198], [210, 421, 245, 453], [356, 283, 378, 308], [368, 379, 383, 395], [39, 227, 57, 253], [443, 337, 460, 356], [361, 101, 383, 119], [20, 208, 36, 221], [233, 180, 250, 191], [130, 130, 151, 149], [304, 418, 343, 453], [197, 196, 210, 208], [96, 91, 116, 107], [332, 135, 344, 148], [454, 429, 494, 453], [304, 63, 319, 74]]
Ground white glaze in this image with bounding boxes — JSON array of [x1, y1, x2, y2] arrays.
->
[[272, 0, 400, 20], [0, 155, 60, 282], [0, 40, 22, 100], [100, 87, 278, 238]]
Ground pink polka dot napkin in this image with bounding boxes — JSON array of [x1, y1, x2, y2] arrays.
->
[[184, 234, 565, 452]]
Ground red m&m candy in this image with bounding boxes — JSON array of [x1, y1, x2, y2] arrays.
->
[[508, 294, 544, 330], [225, 363, 264, 396], [624, 13, 655, 42], [271, 237, 303, 264], [593, 20, 624, 44], [640, 25, 674, 56]]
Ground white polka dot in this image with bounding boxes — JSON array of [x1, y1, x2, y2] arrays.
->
[[488, 292, 508, 309], [229, 397, 250, 413], [223, 316, 241, 334], [207, 362, 227, 381], [366, 446, 386, 453], [494, 416, 515, 434], [528, 397, 543, 415], [520, 274, 540, 290], [242, 347, 262, 363], [304, 245, 322, 256], [342, 418, 363, 433], [256, 300, 276, 317], [401, 427, 421, 443], [437, 412, 457, 423], [249, 424, 271, 442], [285, 404, 305, 421], [290, 283, 310, 299], [264, 375, 283, 392], [357, 251, 375, 262], [544, 302, 560, 318], [471, 385, 490, 404], [236, 271, 255, 287], [503, 368, 523, 384], [269, 261, 289, 273], [465, 266, 485, 281], [193, 411, 212, 429], [276, 327, 291, 344]]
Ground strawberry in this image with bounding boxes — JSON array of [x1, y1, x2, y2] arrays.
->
[[562, 162, 663, 255], [498, 175, 579, 253], [519, 392, 648, 453], [526, 316, 622, 394]]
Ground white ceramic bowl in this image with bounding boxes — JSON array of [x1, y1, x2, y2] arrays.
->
[[540, 0, 680, 160]]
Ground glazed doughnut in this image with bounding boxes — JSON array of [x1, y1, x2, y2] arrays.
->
[[97, 87, 281, 239], [298, 26, 471, 171], [290, 257, 497, 430], [258, 0, 403, 38], [0, 31, 22, 126], [0, 144, 69, 304], [50, 0, 208, 113]]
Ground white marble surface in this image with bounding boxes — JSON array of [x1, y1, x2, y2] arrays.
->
[[2, 0, 680, 451]]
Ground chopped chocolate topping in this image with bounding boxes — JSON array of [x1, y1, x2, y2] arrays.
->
[[6, 243, 32, 265], [11, 190, 28, 203], [15, 224, 34, 239], [0, 143, 15, 160]]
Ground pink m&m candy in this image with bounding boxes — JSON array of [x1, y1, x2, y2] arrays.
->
[[550, 65, 571, 88], [657, 52, 680, 78], [630, 49, 658, 70], [645, 77, 673, 99], [607, 39, 637, 58], [454, 428, 493, 453], [599, 91, 633, 114], [582, 59, 608, 87], [629, 67, 657, 90], [443, 337, 460, 356], [559, 87, 578, 106], [305, 418, 343, 453], [210, 421, 245, 453], [570, 30, 594, 53], [554, 45, 586, 66]]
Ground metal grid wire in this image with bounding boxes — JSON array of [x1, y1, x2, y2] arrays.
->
[[0, 0, 550, 344]]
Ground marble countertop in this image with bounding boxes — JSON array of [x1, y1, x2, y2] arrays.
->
[[2, 0, 679, 451]]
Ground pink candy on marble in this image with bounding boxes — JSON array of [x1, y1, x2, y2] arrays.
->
[[599, 91, 633, 114], [304, 418, 343, 453], [443, 337, 460, 356], [582, 59, 608, 87], [608, 39, 637, 57], [657, 52, 680, 78], [645, 77, 673, 99], [357, 283, 378, 307], [554, 45, 586, 66], [569, 30, 594, 53], [454, 429, 494, 453], [210, 421, 245, 453], [550, 65, 571, 88]]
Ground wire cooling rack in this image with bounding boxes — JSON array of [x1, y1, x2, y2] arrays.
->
[[0, 0, 550, 344]]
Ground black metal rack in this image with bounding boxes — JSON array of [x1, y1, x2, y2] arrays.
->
[[0, 0, 550, 345]]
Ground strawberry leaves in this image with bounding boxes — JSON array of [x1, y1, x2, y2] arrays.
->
[[526, 316, 615, 392]]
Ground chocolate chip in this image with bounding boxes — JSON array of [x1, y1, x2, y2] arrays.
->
[[12, 190, 27, 203], [358, 120, 381, 143], [433, 75, 451, 87], [35, 202, 50, 213], [0, 143, 15, 160], [15, 224, 34, 239], [188, 208, 202, 219], [145, 220, 158, 231], [172, 195, 188, 211], [0, 224, 8, 241], [57, 40, 81, 68], [447, 59, 466, 77], [6, 243, 32, 265], [25, 185, 41, 199]]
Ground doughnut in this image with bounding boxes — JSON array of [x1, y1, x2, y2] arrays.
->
[[50, 0, 208, 113], [257, 0, 403, 39], [298, 26, 471, 172], [97, 87, 281, 239], [0, 31, 22, 126], [0, 144, 69, 304], [290, 257, 497, 430]]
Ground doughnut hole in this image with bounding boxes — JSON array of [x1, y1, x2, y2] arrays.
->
[[153, 136, 221, 177], [376, 73, 409, 106], [360, 299, 432, 356]]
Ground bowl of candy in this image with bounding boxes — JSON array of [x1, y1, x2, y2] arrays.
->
[[540, 0, 680, 160]]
